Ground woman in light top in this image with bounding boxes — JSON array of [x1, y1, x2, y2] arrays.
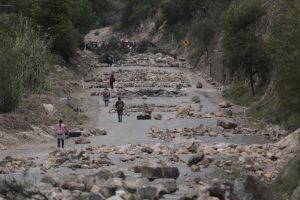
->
[[55, 119, 67, 149]]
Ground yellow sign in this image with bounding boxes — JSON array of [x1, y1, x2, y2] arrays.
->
[[183, 39, 191, 48]]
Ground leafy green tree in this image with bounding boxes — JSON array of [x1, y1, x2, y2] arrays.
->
[[222, 0, 269, 95], [32, 0, 78, 60], [161, 0, 204, 25], [71, 0, 95, 34], [121, 0, 152, 28], [90, 0, 113, 26], [269, 0, 300, 129]]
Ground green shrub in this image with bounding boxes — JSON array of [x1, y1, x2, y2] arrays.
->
[[0, 16, 49, 112]]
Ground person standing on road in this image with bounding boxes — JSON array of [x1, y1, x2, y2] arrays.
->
[[110, 73, 116, 90], [55, 119, 68, 149], [102, 87, 110, 106], [115, 97, 125, 122], [107, 54, 114, 67]]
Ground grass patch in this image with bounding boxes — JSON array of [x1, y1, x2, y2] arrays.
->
[[222, 86, 262, 106], [247, 95, 278, 122], [271, 155, 300, 200]]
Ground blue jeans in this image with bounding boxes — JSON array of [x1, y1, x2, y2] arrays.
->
[[117, 111, 123, 122]]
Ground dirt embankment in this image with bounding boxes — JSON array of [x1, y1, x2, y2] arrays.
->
[[0, 51, 95, 150]]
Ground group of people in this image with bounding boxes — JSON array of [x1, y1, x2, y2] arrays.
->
[[54, 72, 124, 149], [102, 73, 125, 123], [107, 54, 115, 67], [55, 95, 125, 149], [85, 41, 98, 50]]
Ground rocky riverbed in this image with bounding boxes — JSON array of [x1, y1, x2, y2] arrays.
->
[[0, 52, 294, 200]]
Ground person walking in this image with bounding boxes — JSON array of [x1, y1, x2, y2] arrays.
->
[[102, 87, 110, 106], [110, 73, 115, 90], [115, 97, 125, 122], [55, 119, 67, 149], [107, 54, 114, 67]]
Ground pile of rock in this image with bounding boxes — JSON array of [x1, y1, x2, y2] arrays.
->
[[126, 103, 177, 113], [47, 149, 112, 169], [0, 156, 36, 174], [119, 53, 190, 68]]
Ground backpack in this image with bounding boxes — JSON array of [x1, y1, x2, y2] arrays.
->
[[116, 101, 124, 111], [110, 75, 115, 82], [103, 90, 110, 98]]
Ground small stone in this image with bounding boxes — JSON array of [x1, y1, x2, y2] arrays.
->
[[191, 96, 201, 103], [153, 114, 162, 120]]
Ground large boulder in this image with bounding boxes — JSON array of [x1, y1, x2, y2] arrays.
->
[[217, 119, 237, 129], [188, 151, 204, 166], [43, 104, 56, 116], [134, 161, 180, 180], [41, 173, 59, 186], [124, 179, 144, 193], [152, 178, 177, 194], [177, 104, 191, 118], [137, 186, 158, 200], [275, 129, 300, 152], [233, 175, 275, 200]]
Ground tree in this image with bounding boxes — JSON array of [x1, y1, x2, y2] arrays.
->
[[71, 0, 95, 34], [222, 0, 269, 95], [161, 0, 204, 25], [269, 0, 300, 129], [32, 0, 78, 60], [121, 0, 152, 28], [192, 18, 215, 58]]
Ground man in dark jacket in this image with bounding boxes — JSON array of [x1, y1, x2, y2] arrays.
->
[[115, 97, 125, 122], [109, 73, 115, 90]]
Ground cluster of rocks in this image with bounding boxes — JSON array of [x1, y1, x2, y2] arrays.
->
[[89, 69, 191, 89], [148, 122, 280, 141], [126, 104, 177, 113], [47, 149, 112, 169], [0, 156, 36, 174], [0, 138, 293, 200], [91, 88, 187, 98], [135, 88, 187, 97], [119, 53, 190, 68], [68, 128, 108, 145]]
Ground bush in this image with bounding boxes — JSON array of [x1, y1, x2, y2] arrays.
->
[[0, 16, 49, 112]]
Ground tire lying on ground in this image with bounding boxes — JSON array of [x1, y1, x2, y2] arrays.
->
[[67, 131, 82, 137], [137, 114, 152, 120]]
